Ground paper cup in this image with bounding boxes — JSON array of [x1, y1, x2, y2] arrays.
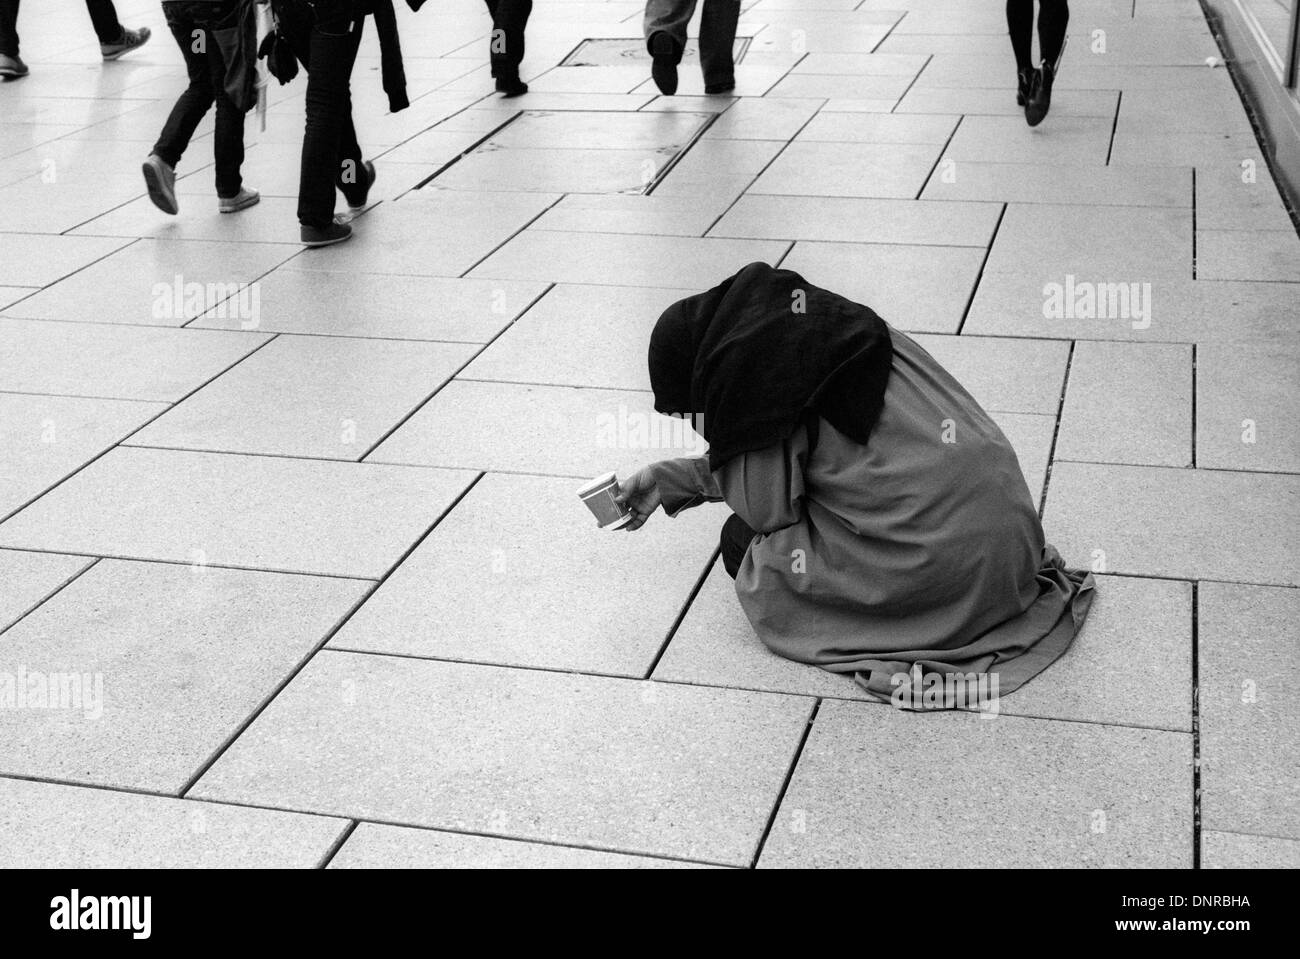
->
[[577, 471, 633, 529]]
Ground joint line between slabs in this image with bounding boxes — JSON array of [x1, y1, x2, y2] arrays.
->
[[355, 282, 556, 461], [1038, 338, 1075, 520], [0, 333, 282, 527], [0, 556, 100, 641], [1191, 580, 1201, 868], [752, 698, 821, 869], [643, 548, 721, 680], [316, 820, 360, 869], [955, 200, 1006, 337], [176, 471, 488, 798]]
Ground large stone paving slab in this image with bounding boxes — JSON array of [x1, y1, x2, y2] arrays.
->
[[941, 116, 1116, 166], [710, 195, 1002, 246], [749, 141, 943, 199], [0, 318, 269, 402], [1196, 344, 1300, 473], [459, 284, 694, 391], [0, 549, 92, 632], [778, 241, 985, 333], [191, 651, 813, 866], [330, 823, 711, 868], [190, 268, 547, 342], [757, 702, 1193, 868], [368, 380, 702, 477], [1042, 462, 1299, 586], [1199, 582, 1300, 840], [964, 273, 1300, 343], [654, 563, 873, 701], [299, 188, 561, 278], [0, 392, 167, 520], [469, 229, 790, 288], [998, 575, 1192, 731], [0, 447, 477, 578], [1, 239, 296, 327], [0, 778, 347, 869], [330, 472, 724, 675], [1055, 341, 1192, 467], [986, 204, 1192, 280], [130, 335, 476, 460], [0, 234, 132, 288], [0, 560, 369, 792], [1201, 830, 1300, 869]]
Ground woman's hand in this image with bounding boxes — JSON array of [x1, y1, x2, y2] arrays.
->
[[615, 467, 661, 531]]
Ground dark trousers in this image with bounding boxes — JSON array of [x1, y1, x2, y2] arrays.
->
[[483, 0, 530, 80], [644, 0, 739, 87], [720, 513, 756, 580], [152, 1, 245, 198], [0, 0, 124, 57], [283, 1, 365, 228], [1005, 0, 1069, 71]]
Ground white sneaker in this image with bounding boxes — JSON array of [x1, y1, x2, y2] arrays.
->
[[219, 187, 260, 213]]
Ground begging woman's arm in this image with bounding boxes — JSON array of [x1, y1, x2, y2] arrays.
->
[[622, 423, 813, 532]]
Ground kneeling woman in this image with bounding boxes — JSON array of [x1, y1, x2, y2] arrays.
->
[[618, 262, 1093, 707]]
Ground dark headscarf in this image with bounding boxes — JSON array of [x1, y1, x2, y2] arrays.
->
[[649, 262, 893, 470]]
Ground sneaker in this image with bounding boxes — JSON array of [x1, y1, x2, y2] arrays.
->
[[0, 54, 29, 79], [219, 187, 260, 214], [101, 26, 151, 61], [141, 154, 178, 215], [494, 75, 528, 97], [346, 160, 375, 211], [649, 31, 678, 96], [301, 221, 353, 247], [1025, 61, 1055, 126]]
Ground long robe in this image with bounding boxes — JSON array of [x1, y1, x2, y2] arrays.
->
[[650, 328, 1094, 705]]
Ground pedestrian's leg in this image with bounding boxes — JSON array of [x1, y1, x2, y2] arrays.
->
[[334, 107, 367, 207], [0, 0, 20, 57], [644, 0, 695, 56], [644, 0, 696, 94], [207, 23, 246, 200], [699, 0, 740, 92], [85, 0, 123, 44], [1037, 0, 1069, 67], [150, 6, 215, 173], [485, 0, 531, 94], [719, 513, 757, 579], [1005, 0, 1033, 72], [297, 14, 363, 229]]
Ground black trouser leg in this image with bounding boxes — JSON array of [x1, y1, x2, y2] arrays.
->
[[1005, 0, 1033, 72], [287, 6, 364, 227], [152, 7, 216, 170], [720, 513, 757, 580], [484, 0, 531, 79], [0, 0, 20, 57], [86, 0, 124, 44], [1037, 0, 1069, 67], [698, 0, 739, 87]]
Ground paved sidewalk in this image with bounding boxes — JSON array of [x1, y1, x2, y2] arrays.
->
[[1, 0, 1297, 868]]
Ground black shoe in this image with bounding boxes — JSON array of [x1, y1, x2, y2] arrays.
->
[[347, 160, 375, 211], [649, 31, 678, 96], [704, 77, 735, 95], [1016, 68, 1032, 106], [1025, 61, 1054, 126], [494, 75, 528, 97], [301, 221, 353, 247]]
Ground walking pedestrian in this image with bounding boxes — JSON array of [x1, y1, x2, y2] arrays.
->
[[483, 0, 530, 97], [0, 0, 151, 79], [142, 0, 259, 216], [1006, 0, 1069, 126], [643, 0, 739, 96]]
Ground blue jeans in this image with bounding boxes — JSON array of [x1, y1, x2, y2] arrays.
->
[[152, 1, 245, 198], [643, 0, 739, 86]]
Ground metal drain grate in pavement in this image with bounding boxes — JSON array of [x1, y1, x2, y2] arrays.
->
[[561, 37, 751, 67]]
